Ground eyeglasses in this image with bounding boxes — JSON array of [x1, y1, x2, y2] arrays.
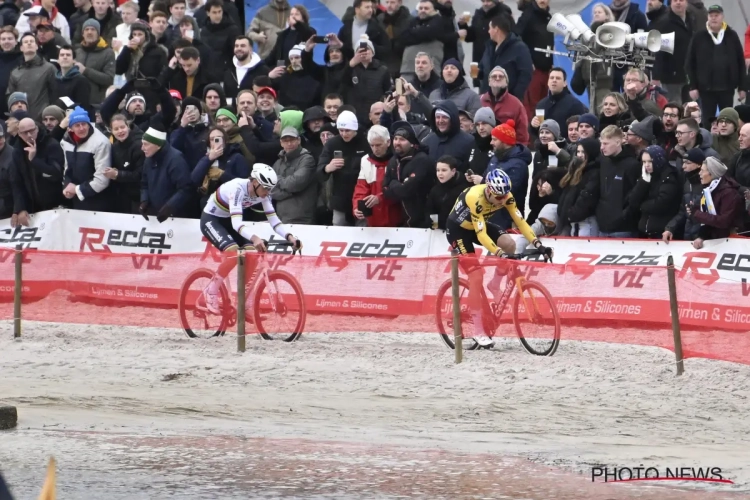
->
[[716, 118, 731, 124], [674, 130, 692, 137], [663, 112, 679, 118], [489, 75, 505, 81]]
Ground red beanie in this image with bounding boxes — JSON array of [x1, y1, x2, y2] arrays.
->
[[491, 120, 516, 146]]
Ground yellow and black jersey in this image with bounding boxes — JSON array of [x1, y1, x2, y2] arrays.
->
[[447, 184, 538, 254]]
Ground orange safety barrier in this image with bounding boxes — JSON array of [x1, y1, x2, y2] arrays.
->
[[1, 250, 749, 365]]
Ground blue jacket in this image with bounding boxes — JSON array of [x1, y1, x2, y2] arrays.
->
[[422, 100, 475, 170], [531, 88, 589, 141], [141, 142, 193, 217], [190, 144, 250, 208], [169, 123, 209, 170], [61, 127, 113, 212], [479, 32, 533, 99], [484, 144, 532, 229]]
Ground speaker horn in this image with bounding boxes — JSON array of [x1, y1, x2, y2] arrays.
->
[[595, 22, 631, 49], [547, 12, 581, 39], [659, 32, 675, 54], [565, 14, 595, 43], [626, 29, 662, 52]]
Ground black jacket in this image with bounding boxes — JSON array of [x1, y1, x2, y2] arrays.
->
[[110, 126, 145, 211], [301, 105, 329, 160], [339, 58, 391, 127], [56, 67, 92, 115], [727, 148, 750, 229], [532, 88, 588, 141], [0, 144, 16, 218], [610, 2, 648, 35], [426, 173, 470, 229], [141, 142, 193, 217], [100, 82, 177, 133], [407, 71, 441, 98], [467, 133, 493, 175], [557, 159, 600, 226], [514, 1, 553, 72], [595, 145, 641, 233], [200, 15, 241, 74], [316, 133, 369, 213], [158, 62, 220, 99], [665, 168, 703, 240], [650, 9, 694, 84], [273, 51, 323, 112], [628, 159, 681, 236], [646, 4, 669, 28], [337, 17, 391, 61], [263, 23, 316, 67], [193, 0, 241, 30], [10, 127, 65, 214], [321, 50, 346, 99], [423, 100, 475, 169], [0, 49, 22, 116], [0, 1, 21, 28], [460, 2, 512, 65], [382, 148, 434, 228], [223, 55, 270, 99], [685, 26, 746, 92], [375, 6, 412, 77], [478, 32, 533, 98]]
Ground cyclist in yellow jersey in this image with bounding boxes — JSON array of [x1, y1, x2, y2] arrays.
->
[[446, 168, 552, 347]]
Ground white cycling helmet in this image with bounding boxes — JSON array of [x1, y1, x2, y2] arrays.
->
[[251, 163, 278, 189]]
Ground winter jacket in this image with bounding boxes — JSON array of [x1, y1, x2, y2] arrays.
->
[[262, 22, 315, 68], [169, 122, 209, 170], [571, 53, 612, 112], [467, 133, 493, 174], [595, 145, 641, 233], [478, 32, 532, 98], [193, 1, 241, 30], [339, 59, 392, 128], [337, 17, 390, 61], [479, 90, 529, 145], [68, 7, 88, 42], [352, 150, 401, 227], [73, 8, 121, 44], [100, 83, 177, 133], [0, 1, 21, 28], [685, 26, 746, 92], [301, 106, 328, 160], [399, 14, 449, 75], [0, 144, 16, 218], [423, 100, 475, 169], [712, 132, 740, 166], [530, 87, 588, 141], [406, 71, 441, 99], [200, 16, 241, 75], [247, 0, 291, 60], [269, 147, 318, 224], [727, 148, 750, 229], [272, 51, 323, 112], [141, 142, 193, 217], [191, 143, 250, 210], [10, 127, 65, 214], [460, 2, 512, 66], [557, 160, 600, 226], [514, 1, 554, 72], [75, 38, 115, 105], [650, 9, 694, 84], [485, 144, 533, 228], [115, 36, 168, 82], [693, 176, 744, 240], [527, 140, 571, 222], [321, 52, 346, 99], [316, 133, 369, 213], [55, 67, 92, 115], [37, 33, 65, 62], [375, 5, 412, 78], [665, 168, 703, 240], [382, 148, 434, 228], [223, 53, 270, 99], [599, 110, 634, 131], [109, 126, 144, 213], [158, 61, 220, 99], [671, 128, 719, 177], [625, 85, 668, 121], [0, 49, 23, 117], [426, 173, 470, 229], [164, 15, 200, 47], [646, 4, 669, 28], [610, 2, 648, 35], [627, 156, 681, 236], [61, 127, 113, 211], [424, 80, 482, 117], [6, 54, 56, 118]]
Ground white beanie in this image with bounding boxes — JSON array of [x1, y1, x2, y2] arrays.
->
[[336, 110, 358, 131], [288, 44, 304, 59]]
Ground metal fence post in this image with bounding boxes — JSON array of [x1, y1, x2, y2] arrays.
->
[[237, 252, 246, 353], [451, 255, 463, 364], [667, 255, 684, 376], [13, 244, 22, 339]]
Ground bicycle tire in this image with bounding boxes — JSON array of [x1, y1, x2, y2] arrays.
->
[[253, 270, 306, 342], [435, 277, 478, 351], [178, 268, 231, 339], [512, 280, 560, 356]]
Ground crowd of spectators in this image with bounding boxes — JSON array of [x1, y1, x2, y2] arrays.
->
[[0, 0, 748, 248]]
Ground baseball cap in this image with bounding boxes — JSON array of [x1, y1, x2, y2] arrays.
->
[[707, 4, 723, 13], [169, 89, 182, 100], [257, 87, 277, 99], [280, 126, 299, 139], [37, 19, 53, 29], [23, 5, 48, 17]]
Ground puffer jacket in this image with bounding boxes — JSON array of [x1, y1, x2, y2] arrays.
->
[[141, 142, 193, 217], [75, 38, 116, 105], [627, 147, 682, 237], [352, 150, 401, 227], [422, 100, 475, 169], [61, 126, 113, 211], [595, 144, 641, 233], [272, 147, 319, 224]]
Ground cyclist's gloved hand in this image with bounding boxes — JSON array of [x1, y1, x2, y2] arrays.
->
[[538, 245, 553, 261], [287, 234, 302, 253]]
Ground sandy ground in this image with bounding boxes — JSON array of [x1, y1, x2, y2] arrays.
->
[[2, 323, 750, 498]]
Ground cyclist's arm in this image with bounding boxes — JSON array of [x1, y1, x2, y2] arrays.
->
[[472, 211, 500, 255], [507, 198, 541, 247], [261, 196, 290, 239], [226, 186, 258, 243]]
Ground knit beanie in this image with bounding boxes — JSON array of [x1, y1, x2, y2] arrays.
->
[[473, 107, 496, 126], [391, 120, 418, 146], [143, 126, 167, 147], [280, 109, 304, 133], [685, 147, 706, 165], [629, 115, 656, 143], [491, 120, 516, 146], [717, 107, 740, 129], [336, 110, 358, 131], [288, 43, 304, 59], [539, 119, 560, 140], [735, 105, 750, 125], [578, 137, 601, 162], [216, 108, 238, 124], [643, 145, 667, 170], [125, 92, 145, 110], [704, 156, 727, 179], [82, 18, 101, 35], [7, 92, 27, 110], [42, 105, 65, 122], [489, 66, 508, 82], [578, 113, 600, 132], [68, 106, 90, 126]]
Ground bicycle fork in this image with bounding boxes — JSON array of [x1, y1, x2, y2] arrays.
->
[[515, 278, 543, 322]]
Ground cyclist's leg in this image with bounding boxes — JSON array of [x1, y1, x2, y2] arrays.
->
[[200, 214, 240, 311], [487, 223, 513, 299]]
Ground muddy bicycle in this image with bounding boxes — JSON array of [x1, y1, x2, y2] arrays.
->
[[178, 241, 306, 341], [435, 247, 560, 355]]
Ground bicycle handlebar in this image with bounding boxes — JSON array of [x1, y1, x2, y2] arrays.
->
[[503, 247, 553, 263]]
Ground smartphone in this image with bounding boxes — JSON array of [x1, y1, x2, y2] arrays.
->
[[395, 78, 403, 96], [359, 41, 368, 50], [333, 151, 343, 159], [134, 78, 150, 90], [358, 199, 373, 217], [212, 136, 223, 146], [277, 59, 286, 67], [312, 35, 329, 44], [466, 169, 474, 177]]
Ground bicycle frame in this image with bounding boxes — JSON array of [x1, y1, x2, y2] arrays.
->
[[486, 257, 549, 331], [221, 252, 273, 311]]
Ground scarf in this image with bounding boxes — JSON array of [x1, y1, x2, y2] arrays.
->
[[612, 0, 630, 23], [700, 178, 720, 216], [708, 22, 727, 45]]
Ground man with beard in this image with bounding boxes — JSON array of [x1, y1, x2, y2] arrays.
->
[[458, 0, 512, 88], [55, 45, 92, 114], [382, 120, 434, 228], [485, 119, 532, 226], [467, 107, 496, 174], [423, 100, 474, 168], [514, 0, 554, 119], [74, 19, 115, 105], [479, 66, 528, 145], [223, 36, 269, 99], [479, 14, 532, 98], [657, 102, 681, 154], [7, 33, 56, 118], [268, 42, 320, 111], [375, 0, 411, 79], [159, 46, 218, 99], [73, 0, 121, 44], [100, 78, 177, 132], [0, 26, 22, 117]]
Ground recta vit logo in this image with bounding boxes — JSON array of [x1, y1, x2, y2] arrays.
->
[[79, 227, 173, 270], [315, 239, 410, 271]]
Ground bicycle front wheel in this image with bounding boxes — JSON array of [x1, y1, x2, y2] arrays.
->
[[435, 277, 478, 351], [178, 268, 232, 339], [512, 281, 560, 356], [253, 271, 306, 342]]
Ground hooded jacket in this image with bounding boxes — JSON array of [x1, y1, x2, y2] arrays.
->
[[75, 38, 115, 105], [382, 145, 434, 228], [301, 105, 329, 160], [671, 128, 719, 178], [56, 66, 92, 114], [426, 172, 470, 229], [627, 146, 682, 236], [272, 146, 318, 224], [200, 14, 241, 74], [422, 100, 475, 170], [712, 131, 740, 166], [115, 29, 168, 82], [100, 82, 177, 133], [316, 132, 369, 213], [514, 0, 554, 72], [693, 175, 744, 240], [247, 0, 291, 59], [141, 142, 193, 217], [595, 144, 641, 233], [485, 143, 533, 228], [10, 126, 65, 214], [479, 90, 529, 145], [109, 125, 144, 212], [479, 32, 533, 98], [61, 125, 113, 211], [223, 52, 270, 99], [7, 54, 56, 118], [191, 142, 250, 209], [352, 149, 401, 227]]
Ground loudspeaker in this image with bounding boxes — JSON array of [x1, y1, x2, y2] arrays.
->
[[626, 29, 662, 52], [659, 32, 675, 54], [565, 14, 595, 43], [595, 22, 631, 49], [548, 12, 580, 39]]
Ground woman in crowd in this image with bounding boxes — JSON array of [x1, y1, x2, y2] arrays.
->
[[105, 114, 145, 214], [190, 127, 250, 210], [626, 145, 681, 239], [689, 157, 744, 249], [263, 5, 316, 67], [556, 138, 601, 236], [426, 155, 470, 230], [527, 119, 570, 223], [598, 92, 633, 130]]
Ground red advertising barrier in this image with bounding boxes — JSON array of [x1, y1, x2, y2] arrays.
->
[[1, 250, 749, 364]]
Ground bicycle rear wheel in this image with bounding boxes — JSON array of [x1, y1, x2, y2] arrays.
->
[[253, 270, 305, 342], [435, 277, 479, 351], [178, 269, 232, 339], [512, 281, 560, 356]]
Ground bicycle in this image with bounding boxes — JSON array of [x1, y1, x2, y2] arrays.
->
[[178, 241, 306, 341], [435, 247, 561, 356]]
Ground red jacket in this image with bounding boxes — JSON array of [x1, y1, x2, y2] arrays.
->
[[479, 91, 529, 145], [352, 153, 402, 227], [745, 25, 750, 59]]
